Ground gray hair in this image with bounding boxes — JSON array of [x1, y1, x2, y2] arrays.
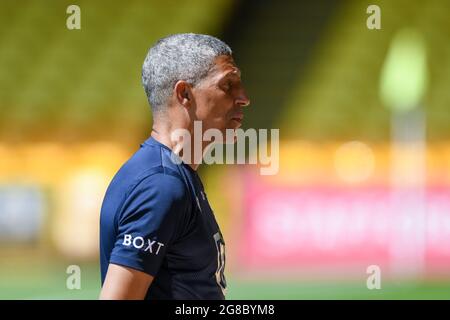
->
[[142, 33, 232, 114]]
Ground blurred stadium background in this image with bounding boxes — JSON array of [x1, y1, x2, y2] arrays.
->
[[1, 0, 450, 299]]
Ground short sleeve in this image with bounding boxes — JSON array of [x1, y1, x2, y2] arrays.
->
[[109, 172, 188, 276]]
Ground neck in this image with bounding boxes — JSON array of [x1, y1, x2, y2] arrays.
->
[[151, 121, 211, 171]]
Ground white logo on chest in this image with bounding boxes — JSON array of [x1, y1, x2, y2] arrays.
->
[[122, 234, 164, 255]]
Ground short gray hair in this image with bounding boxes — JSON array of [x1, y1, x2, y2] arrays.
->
[[142, 33, 232, 113]]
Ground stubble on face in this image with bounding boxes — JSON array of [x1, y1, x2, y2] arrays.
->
[[193, 55, 246, 141]]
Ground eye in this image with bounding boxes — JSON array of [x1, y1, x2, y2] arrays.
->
[[219, 80, 231, 91]]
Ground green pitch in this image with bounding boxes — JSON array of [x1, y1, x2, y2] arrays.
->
[[0, 262, 449, 300]]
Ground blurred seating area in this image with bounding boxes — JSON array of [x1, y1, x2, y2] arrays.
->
[[0, 0, 232, 143], [278, 0, 450, 141], [1, 0, 449, 143]]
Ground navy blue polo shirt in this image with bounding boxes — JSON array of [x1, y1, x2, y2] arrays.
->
[[99, 136, 226, 299]]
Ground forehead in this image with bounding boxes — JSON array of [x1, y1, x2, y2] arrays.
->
[[208, 55, 241, 79]]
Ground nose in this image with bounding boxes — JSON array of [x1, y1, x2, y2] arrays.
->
[[235, 88, 250, 107]]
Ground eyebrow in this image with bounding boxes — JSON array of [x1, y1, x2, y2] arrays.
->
[[222, 69, 241, 80]]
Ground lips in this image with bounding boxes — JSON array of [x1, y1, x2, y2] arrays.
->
[[231, 112, 244, 122]]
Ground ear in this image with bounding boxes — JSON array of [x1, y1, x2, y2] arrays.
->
[[174, 80, 192, 107]]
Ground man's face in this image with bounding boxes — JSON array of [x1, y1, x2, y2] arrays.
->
[[191, 55, 250, 140]]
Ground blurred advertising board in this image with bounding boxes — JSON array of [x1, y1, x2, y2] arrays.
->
[[0, 184, 45, 242], [235, 141, 450, 278], [0, 142, 129, 257]]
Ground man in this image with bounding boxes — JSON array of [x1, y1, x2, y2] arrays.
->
[[99, 33, 250, 299]]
